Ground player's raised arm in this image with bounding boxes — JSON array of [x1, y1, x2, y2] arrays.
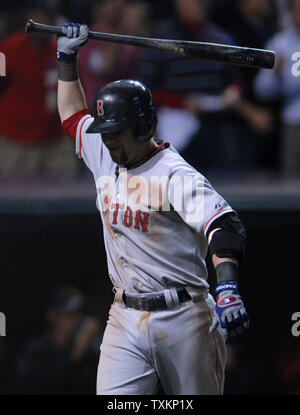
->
[[57, 24, 89, 122]]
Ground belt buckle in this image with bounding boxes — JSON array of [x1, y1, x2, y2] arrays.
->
[[137, 296, 146, 310]]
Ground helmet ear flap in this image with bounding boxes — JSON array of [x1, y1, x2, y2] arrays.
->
[[134, 115, 158, 143]]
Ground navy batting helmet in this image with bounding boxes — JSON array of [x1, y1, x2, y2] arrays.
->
[[86, 79, 157, 142]]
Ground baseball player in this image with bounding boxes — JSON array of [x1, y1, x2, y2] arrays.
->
[[56, 23, 249, 395]]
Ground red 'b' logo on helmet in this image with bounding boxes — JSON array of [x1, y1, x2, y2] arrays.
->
[[96, 99, 104, 116]]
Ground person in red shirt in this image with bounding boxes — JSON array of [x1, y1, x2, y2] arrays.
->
[[0, 8, 80, 178]]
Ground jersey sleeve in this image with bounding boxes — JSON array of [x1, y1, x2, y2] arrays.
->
[[75, 115, 105, 173], [168, 163, 234, 238], [62, 109, 105, 174]]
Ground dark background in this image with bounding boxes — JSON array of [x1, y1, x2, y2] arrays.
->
[[0, 0, 300, 396], [0, 196, 299, 395]]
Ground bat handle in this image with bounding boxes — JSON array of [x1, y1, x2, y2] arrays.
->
[[25, 19, 107, 42], [25, 19, 63, 35]]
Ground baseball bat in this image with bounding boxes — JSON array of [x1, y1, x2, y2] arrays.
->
[[25, 19, 275, 69]]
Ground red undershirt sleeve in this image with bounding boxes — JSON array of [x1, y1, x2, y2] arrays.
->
[[61, 108, 90, 140]]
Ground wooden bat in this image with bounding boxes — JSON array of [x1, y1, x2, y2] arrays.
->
[[25, 19, 275, 69]]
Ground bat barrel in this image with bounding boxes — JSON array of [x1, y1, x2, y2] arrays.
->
[[180, 41, 275, 69], [88, 35, 275, 69]]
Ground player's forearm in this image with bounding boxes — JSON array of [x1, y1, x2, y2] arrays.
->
[[58, 78, 87, 122], [56, 23, 89, 122], [212, 255, 238, 284]]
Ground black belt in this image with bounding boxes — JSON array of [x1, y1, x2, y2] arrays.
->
[[122, 288, 191, 311]]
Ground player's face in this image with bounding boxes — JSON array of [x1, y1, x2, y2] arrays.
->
[[101, 128, 146, 167]]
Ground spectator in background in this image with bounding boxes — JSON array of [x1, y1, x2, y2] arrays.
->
[[212, 0, 276, 99], [64, 0, 95, 25], [0, 6, 80, 178], [79, 0, 152, 111], [78, 0, 126, 110], [255, 0, 300, 178], [211, 0, 278, 174], [117, 0, 152, 74], [137, 0, 268, 181], [14, 286, 102, 395]]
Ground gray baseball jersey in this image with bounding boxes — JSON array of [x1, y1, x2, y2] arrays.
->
[[76, 114, 234, 293], [73, 113, 230, 395]]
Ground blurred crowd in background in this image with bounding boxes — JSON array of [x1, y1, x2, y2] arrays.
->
[[1, 0, 300, 396], [0, 0, 300, 182], [0, 285, 104, 394]]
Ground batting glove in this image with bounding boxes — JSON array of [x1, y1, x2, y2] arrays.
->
[[209, 281, 249, 340], [57, 23, 89, 61]]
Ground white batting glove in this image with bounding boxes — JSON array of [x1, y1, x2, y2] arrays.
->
[[57, 23, 89, 60]]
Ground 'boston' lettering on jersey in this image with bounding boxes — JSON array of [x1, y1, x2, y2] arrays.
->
[[105, 202, 150, 233]]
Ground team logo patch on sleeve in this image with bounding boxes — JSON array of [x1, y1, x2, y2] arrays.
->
[[96, 99, 104, 116]]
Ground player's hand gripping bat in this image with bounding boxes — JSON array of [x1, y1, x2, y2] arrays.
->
[[25, 19, 275, 69]]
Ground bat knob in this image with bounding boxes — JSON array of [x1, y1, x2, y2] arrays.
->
[[25, 19, 34, 33]]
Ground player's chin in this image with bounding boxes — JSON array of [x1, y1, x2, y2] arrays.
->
[[111, 151, 129, 166], [109, 148, 122, 163]]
